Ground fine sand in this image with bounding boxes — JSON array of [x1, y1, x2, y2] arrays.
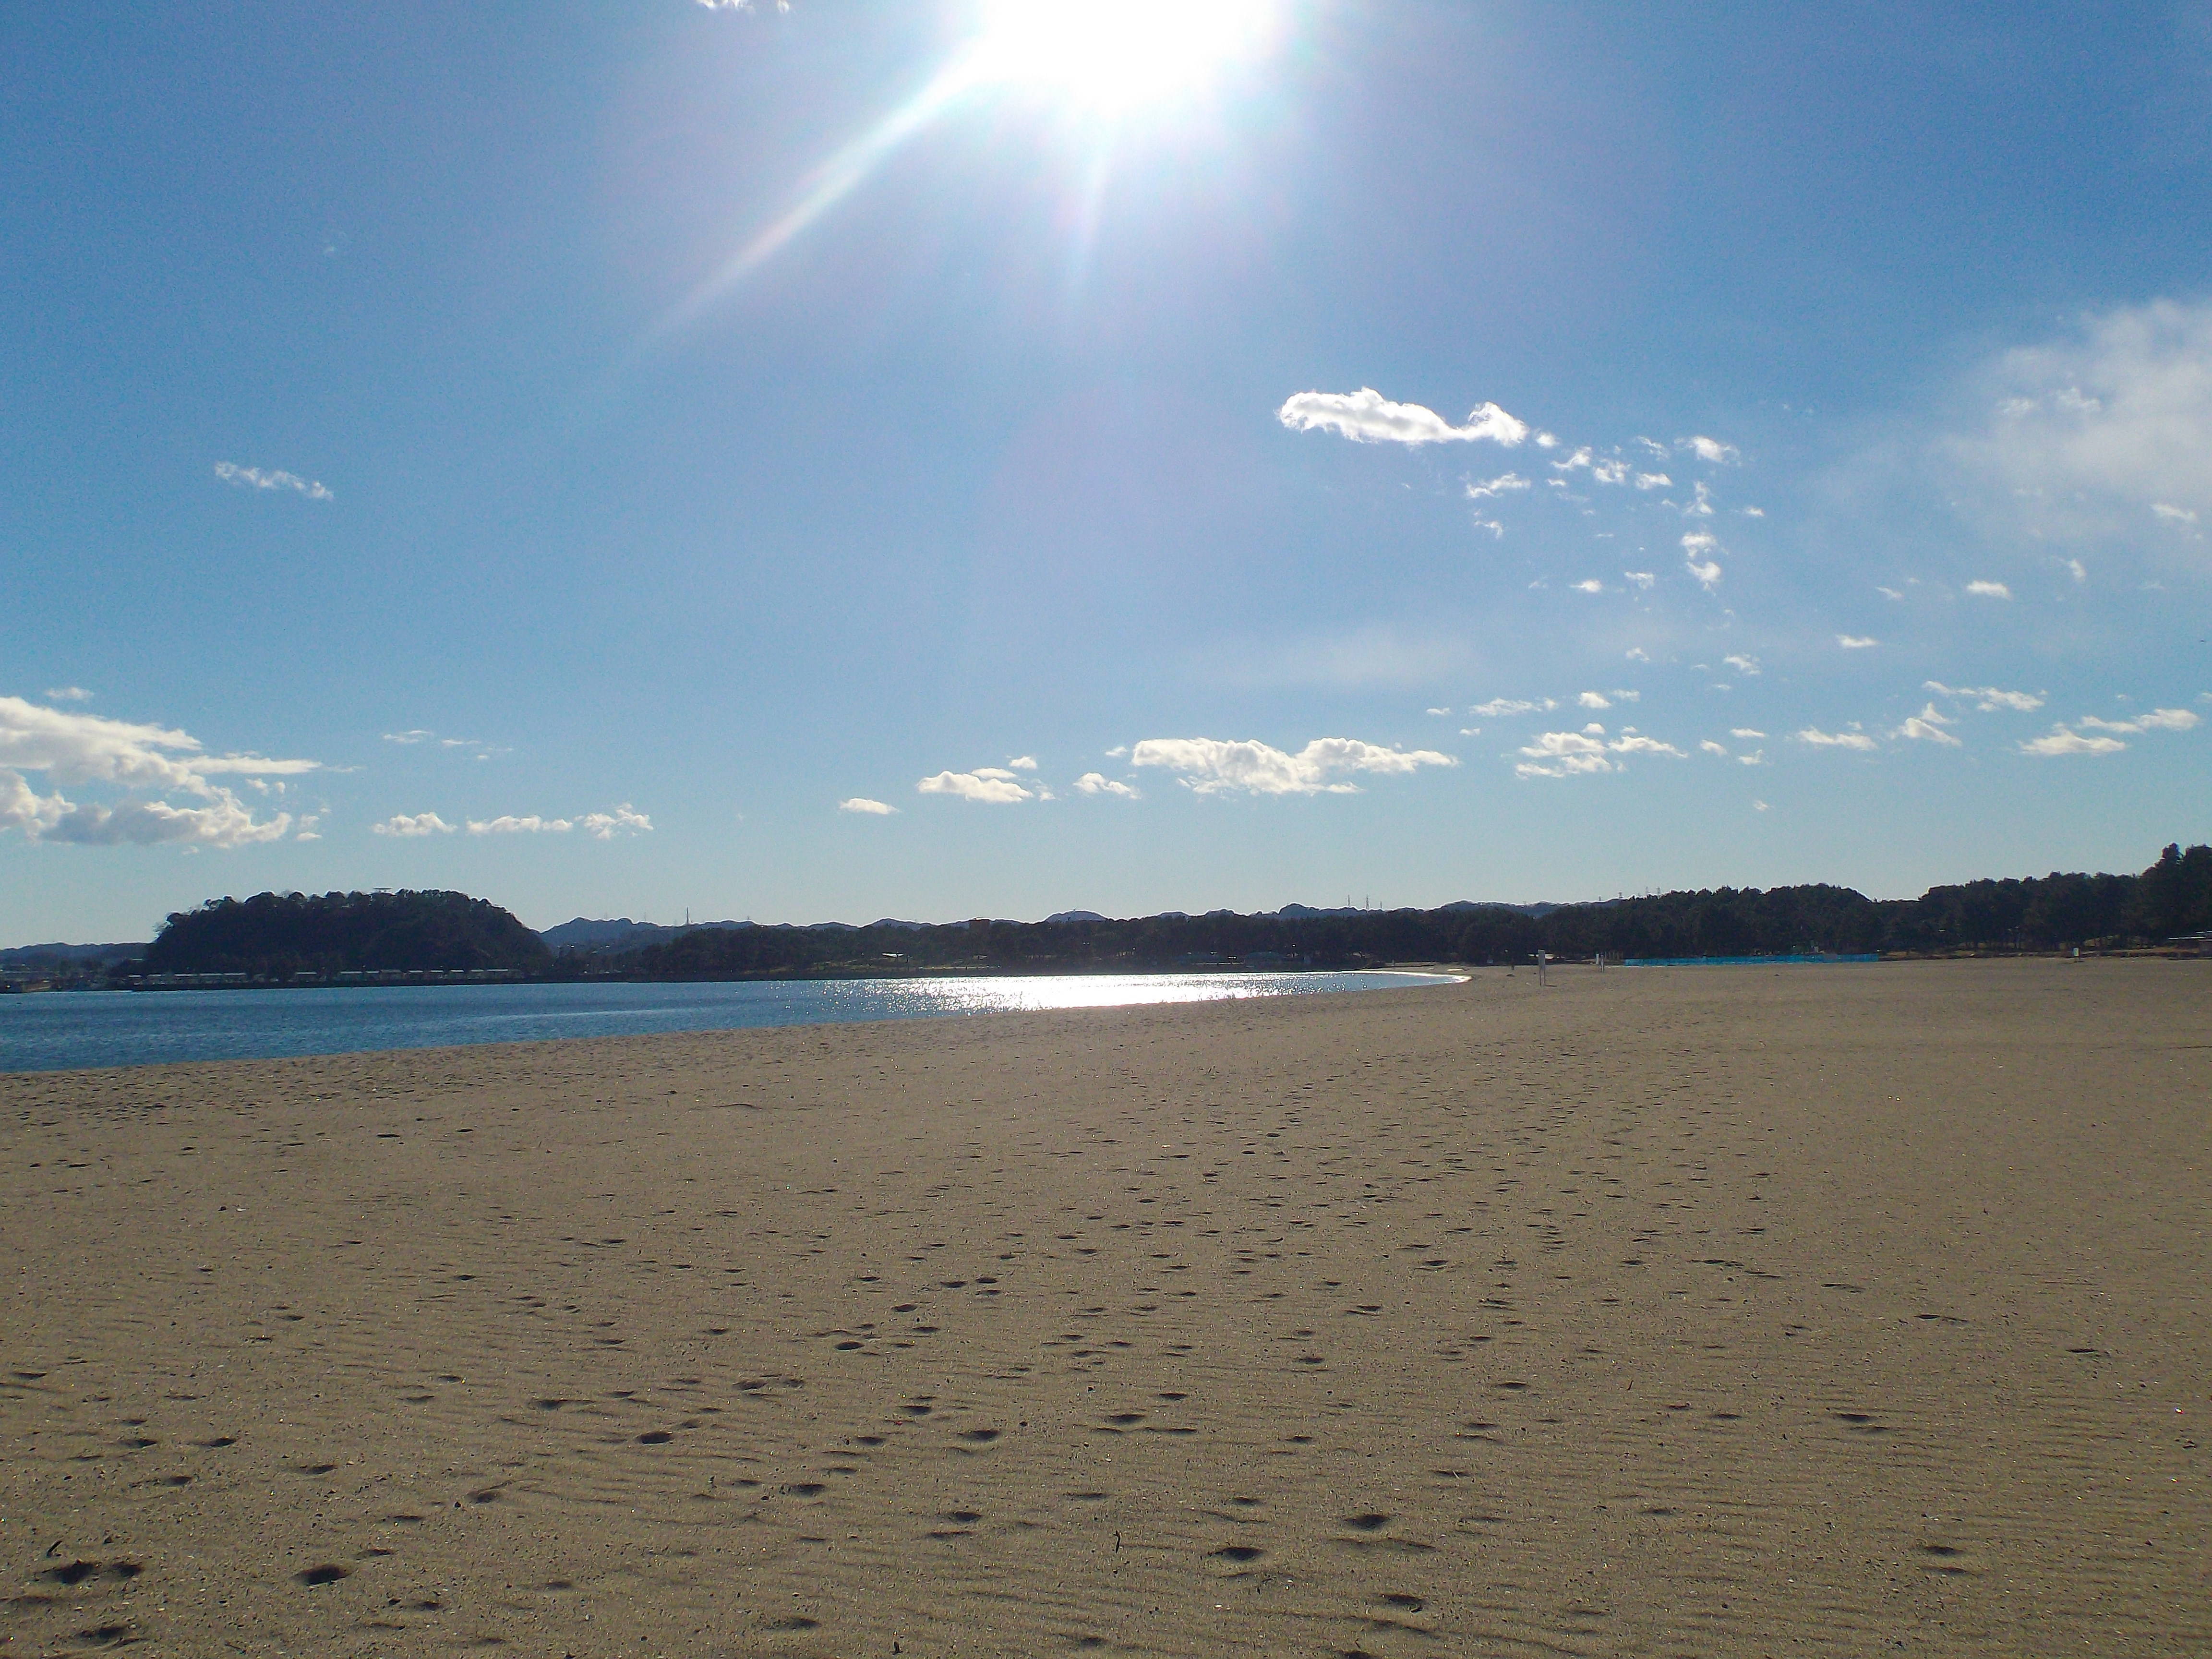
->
[[1, 959, 2206, 1657]]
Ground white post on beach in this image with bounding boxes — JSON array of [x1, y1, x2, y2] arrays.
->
[[1537, 949, 1549, 986]]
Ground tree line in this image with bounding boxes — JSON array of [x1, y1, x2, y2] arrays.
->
[[607, 842, 2212, 979], [129, 843, 2210, 982]]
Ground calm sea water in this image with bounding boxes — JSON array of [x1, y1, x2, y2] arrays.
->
[[0, 971, 1457, 1074]]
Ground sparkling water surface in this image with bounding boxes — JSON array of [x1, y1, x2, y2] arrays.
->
[[0, 971, 1458, 1074]]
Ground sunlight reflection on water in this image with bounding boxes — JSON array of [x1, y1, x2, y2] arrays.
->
[[0, 970, 1461, 1073]]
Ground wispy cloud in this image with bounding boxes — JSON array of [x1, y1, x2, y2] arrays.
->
[[466, 814, 572, 835], [1131, 736, 1455, 796], [1947, 300, 2212, 556], [0, 695, 311, 848], [1279, 388, 1528, 447], [215, 461, 332, 501], [1073, 772, 1140, 798], [839, 796, 898, 815], [2019, 727, 2127, 757], [373, 811, 454, 837], [383, 729, 435, 745], [1964, 579, 2012, 599], [1924, 681, 2044, 712], [1471, 697, 1558, 718], [2077, 708, 2200, 734], [919, 768, 1034, 804], [1466, 472, 1530, 500], [42, 686, 92, 703], [1837, 635, 1879, 649], [1683, 435, 1740, 463], [1723, 653, 1761, 676], [1896, 704, 1962, 745], [1797, 727, 1878, 751]]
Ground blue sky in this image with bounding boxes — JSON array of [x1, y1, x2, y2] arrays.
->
[[5, 0, 2209, 942]]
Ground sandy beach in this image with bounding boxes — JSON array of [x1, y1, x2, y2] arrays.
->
[[2, 957, 2205, 1658]]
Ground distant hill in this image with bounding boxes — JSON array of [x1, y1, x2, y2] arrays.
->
[[147, 891, 550, 977], [0, 941, 148, 968], [538, 917, 749, 953]]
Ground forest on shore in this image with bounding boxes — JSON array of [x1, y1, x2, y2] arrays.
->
[[113, 842, 2212, 983]]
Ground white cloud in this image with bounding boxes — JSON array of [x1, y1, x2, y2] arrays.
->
[[0, 695, 311, 849], [43, 686, 92, 702], [1609, 732, 1686, 757], [2078, 707, 2200, 734], [1515, 726, 1685, 777], [1278, 388, 1528, 447], [2137, 707, 2202, 731], [1466, 472, 1531, 500], [466, 814, 573, 834], [1073, 772, 1140, 798], [1623, 570, 1656, 589], [1723, 653, 1761, 676], [1576, 691, 1611, 709], [1593, 459, 1630, 486], [1471, 697, 1557, 718], [1797, 727, 1878, 751], [1515, 730, 1612, 778], [1896, 704, 1962, 745], [2020, 727, 2127, 757], [1553, 446, 1593, 472], [1951, 301, 2212, 551], [1571, 578, 1605, 594], [1837, 635, 1879, 649], [1964, 580, 2012, 599], [1877, 585, 1904, 600], [1683, 435, 1740, 464], [1682, 481, 1716, 517], [579, 805, 652, 839], [215, 461, 332, 501], [1739, 751, 1765, 766], [1130, 736, 1456, 796], [840, 796, 898, 815], [373, 812, 454, 837], [1924, 680, 2044, 712], [1635, 472, 1671, 490], [1700, 739, 1728, 756], [1682, 531, 1722, 589], [919, 769, 1034, 804], [1007, 755, 1038, 771], [1727, 728, 1765, 741], [1625, 647, 1650, 661], [383, 729, 435, 745]]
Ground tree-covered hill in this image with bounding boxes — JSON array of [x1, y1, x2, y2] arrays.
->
[[603, 842, 2211, 980], [144, 890, 552, 978]]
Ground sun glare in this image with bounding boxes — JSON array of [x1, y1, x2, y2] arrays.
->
[[967, 0, 1283, 115]]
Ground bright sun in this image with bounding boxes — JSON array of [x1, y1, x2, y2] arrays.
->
[[967, 0, 1283, 115]]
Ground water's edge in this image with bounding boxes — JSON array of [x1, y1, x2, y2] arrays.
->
[[0, 970, 1462, 1074]]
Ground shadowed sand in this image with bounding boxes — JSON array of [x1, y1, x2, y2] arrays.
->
[[2, 958, 2205, 1656]]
